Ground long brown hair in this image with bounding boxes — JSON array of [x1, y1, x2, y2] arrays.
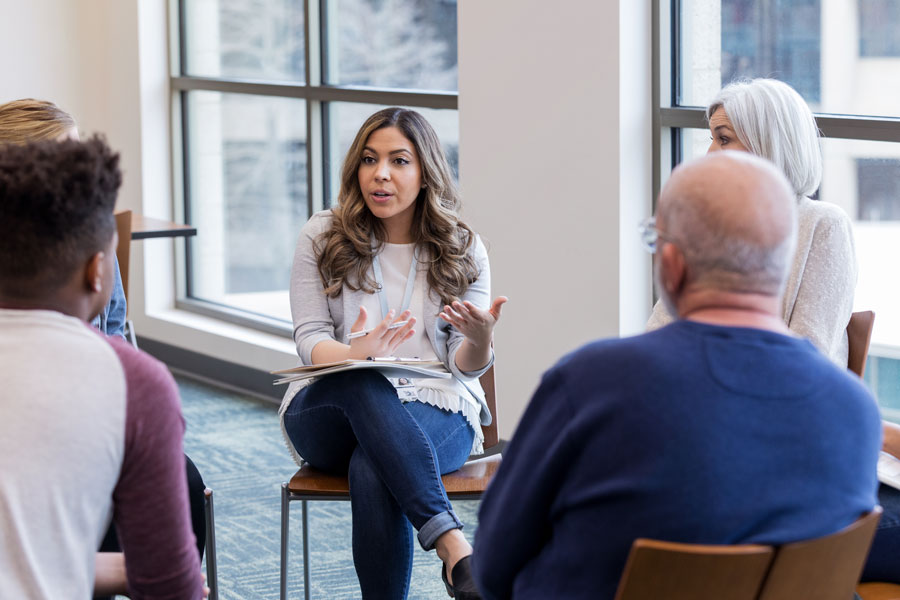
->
[[316, 108, 478, 306]]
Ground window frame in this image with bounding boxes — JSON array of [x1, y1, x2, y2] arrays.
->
[[652, 0, 900, 206], [170, 0, 458, 336]]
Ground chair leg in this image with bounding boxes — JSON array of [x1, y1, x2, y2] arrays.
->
[[124, 319, 138, 348], [204, 488, 218, 600], [302, 500, 310, 600], [281, 483, 290, 600]]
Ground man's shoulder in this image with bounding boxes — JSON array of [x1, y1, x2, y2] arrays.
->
[[103, 335, 179, 406]]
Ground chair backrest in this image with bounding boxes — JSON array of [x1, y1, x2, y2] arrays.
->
[[479, 365, 499, 450], [114, 210, 132, 308], [847, 310, 875, 377], [614, 538, 774, 600], [614, 508, 882, 600], [756, 507, 882, 600]]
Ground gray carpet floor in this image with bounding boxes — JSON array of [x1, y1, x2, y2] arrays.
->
[[177, 374, 480, 600]]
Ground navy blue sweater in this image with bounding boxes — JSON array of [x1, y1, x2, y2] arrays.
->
[[473, 321, 881, 600]]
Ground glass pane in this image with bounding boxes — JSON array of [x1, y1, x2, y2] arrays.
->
[[821, 137, 900, 348], [183, 0, 305, 83], [325, 0, 458, 91], [186, 91, 307, 322], [679, 0, 900, 117], [676, 129, 900, 346], [326, 103, 459, 204]]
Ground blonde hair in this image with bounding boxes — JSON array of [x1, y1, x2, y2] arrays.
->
[[0, 99, 76, 144], [707, 79, 822, 200], [316, 108, 478, 306]]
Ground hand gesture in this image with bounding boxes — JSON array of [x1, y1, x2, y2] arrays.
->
[[439, 297, 507, 348], [347, 307, 416, 360]]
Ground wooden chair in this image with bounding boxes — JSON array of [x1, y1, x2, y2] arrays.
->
[[113, 210, 137, 347], [848, 310, 875, 378], [847, 314, 900, 599], [615, 507, 882, 600], [614, 539, 774, 600], [858, 582, 900, 600], [757, 507, 881, 599], [279, 366, 502, 600]]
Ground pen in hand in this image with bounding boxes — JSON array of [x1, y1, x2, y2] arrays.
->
[[347, 320, 409, 340]]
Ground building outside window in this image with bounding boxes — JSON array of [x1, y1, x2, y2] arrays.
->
[[173, 0, 458, 329], [658, 0, 900, 414]]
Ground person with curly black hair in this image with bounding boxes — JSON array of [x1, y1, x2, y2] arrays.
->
[[0, 98, 127, 339], [0, 137, 205, 600]]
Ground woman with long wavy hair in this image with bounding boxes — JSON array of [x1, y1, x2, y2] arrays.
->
[[280, 107, 506, 599]]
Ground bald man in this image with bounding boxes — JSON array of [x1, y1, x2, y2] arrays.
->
[[472, 153, 882, 600]]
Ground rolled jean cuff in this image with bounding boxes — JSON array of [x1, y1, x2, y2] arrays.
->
[[417, 510, 463, 551]]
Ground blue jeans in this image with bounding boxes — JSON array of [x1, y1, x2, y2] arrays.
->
[[283, 370, 475, 599], [862, 484, 900, 582]]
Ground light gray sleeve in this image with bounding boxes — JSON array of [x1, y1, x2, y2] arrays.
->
[[646, 298, 675, 331], [446, 234, 495, 380], [787, 204, 857, 365], [290, 212, 336, 365]]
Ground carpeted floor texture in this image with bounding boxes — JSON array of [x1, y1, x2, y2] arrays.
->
[[176, 374, 481, 599]]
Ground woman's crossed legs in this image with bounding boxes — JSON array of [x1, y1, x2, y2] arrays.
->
[[283, 370, 474, 599]]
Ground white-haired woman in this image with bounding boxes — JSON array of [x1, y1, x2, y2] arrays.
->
[[647, 78, 856, 365], [648, 77, 899, 584]]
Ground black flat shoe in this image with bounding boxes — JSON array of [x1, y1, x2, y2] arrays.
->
[[442, 555, 482, 600]]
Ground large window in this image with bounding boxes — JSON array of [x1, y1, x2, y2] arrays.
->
[[655, 0, 900, 411], [173, 0, 458, 331]]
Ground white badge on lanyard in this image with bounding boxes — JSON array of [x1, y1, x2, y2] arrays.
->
[[372, 247, 420, 402]]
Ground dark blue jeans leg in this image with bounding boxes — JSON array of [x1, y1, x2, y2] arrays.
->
[[282, 370, 474, 599], [347, 447, 416, 599], [862, 484, 900, 582]]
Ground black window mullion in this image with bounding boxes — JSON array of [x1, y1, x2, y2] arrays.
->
[[180, 90, 195, 299]]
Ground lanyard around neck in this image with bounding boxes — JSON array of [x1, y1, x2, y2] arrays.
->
[[371, 248, 418, 320]]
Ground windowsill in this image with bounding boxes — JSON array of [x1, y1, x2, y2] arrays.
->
[[871, 344, 900, 361], [133, 305, 298, 373]]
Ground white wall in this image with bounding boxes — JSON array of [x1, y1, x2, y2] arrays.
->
[[0, 0, 143, 216], [458, 1, 652, 437], [1, 0, 653, 438]]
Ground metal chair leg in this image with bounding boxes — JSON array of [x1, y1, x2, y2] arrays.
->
[[302, 500, 310, 600], [124, 319, 138, 348], [204, 488, 218, 600], [281, 483, 290, 600]]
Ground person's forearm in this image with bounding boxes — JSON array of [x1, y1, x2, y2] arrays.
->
[[311, 339, 352, 364], [94, 552, 128, 596], [454, 338, 492, 374], [883, 421, 900, 457]]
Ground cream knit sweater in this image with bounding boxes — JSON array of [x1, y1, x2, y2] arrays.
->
[[647, 197, 858, 366]]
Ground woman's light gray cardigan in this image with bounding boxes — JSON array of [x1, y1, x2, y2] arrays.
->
[[648, 197, 858, 366], [279, 210, 495, 466]]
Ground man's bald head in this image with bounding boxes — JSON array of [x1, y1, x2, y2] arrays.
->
[[657, 152, 797, 298]]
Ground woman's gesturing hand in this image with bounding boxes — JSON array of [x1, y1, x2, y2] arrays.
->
[[347, 306, 416, 360], [439, 297, 507, 348]]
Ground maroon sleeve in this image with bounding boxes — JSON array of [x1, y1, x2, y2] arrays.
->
[[106, 335, 203, 600]]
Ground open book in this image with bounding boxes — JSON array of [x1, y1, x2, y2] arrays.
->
[[271, 358, 450, 385], [878, 451, 900, 490]]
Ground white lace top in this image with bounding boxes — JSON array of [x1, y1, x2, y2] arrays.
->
[[360, 242, 484, 454]]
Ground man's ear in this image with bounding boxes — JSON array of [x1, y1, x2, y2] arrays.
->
[[84, 251, 106, 294], [659, 243, 686, 298]]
